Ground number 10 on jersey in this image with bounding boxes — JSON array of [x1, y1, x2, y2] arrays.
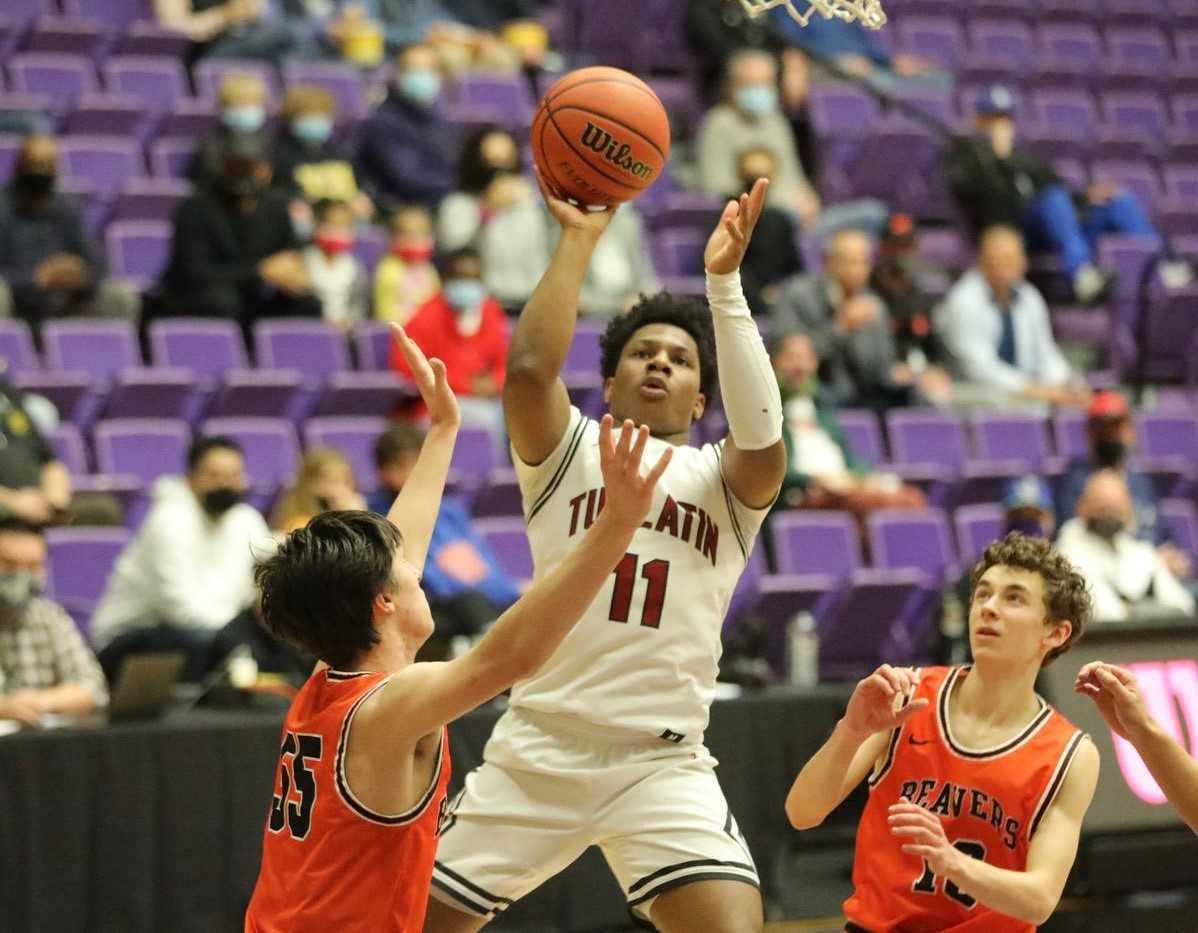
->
[[608, 552, 670, 629]]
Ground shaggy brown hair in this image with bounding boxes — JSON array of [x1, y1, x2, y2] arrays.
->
[[969, 532, 1092, 666]]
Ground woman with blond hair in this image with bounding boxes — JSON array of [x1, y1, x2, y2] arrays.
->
[[271, 447, 366, 534]]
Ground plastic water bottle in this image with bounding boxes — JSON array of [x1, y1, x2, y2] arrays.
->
[[788, 611, 819, 688], [940, 586, 967, 666]]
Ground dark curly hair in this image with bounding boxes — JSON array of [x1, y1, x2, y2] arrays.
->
[[255, 511, 402, 669], [599, 292, 717, 399], [969, 532, 1091, 666]]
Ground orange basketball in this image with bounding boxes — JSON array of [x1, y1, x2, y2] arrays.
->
[[531, 66, 670, 210]]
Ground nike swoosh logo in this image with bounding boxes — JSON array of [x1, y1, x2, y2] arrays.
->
[[908, 736, 931, 745]]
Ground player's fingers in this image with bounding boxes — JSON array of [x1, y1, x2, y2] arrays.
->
[[876, 664, 904, 695], [1096, 667, 1137, 701], [901, 844, 937, 859], [719, 199, 740, 228], [644, 445, 673, 487], [723, 217, 746, 246], [627, 422, 650, 474], [392, 324, 434, 383], [598, 413, 615, 464], [615, 418, 635, 461], [893, 698, 930, 724], [429, 358, 448, 385], [1099, 663, 1136, 686], [746, 177, 769, 226], [1075, 682, 1100, 696]]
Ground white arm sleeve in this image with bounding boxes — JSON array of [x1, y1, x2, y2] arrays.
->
[[706, 269, 783, 450]]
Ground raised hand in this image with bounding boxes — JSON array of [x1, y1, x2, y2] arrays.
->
[[391, 323, 459, 430], [842, 664, 928, 739], [1074, 662, 1155, 742], [533, 166, 617, 239], [597, 414, 672, 531], [704, 177, 768, 275], [889, 803, 959, 876]]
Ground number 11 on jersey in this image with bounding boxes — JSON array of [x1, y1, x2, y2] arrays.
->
[[608, 552, 670, 629]]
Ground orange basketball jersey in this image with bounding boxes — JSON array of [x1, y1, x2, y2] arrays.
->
[[245, 669, 451, 933], [844, 666, 1085, 933]]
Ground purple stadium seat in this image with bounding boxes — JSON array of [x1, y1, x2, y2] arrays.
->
[[303, 416, 387, 494], [44, 526, 132, 637], [149, 318, 248, 377], [449, 425, 498, 489], [1, 0, 56, 27], [1105, 26, 1172, 89], [0, 93, 56, 135], [63, 93, 153, 141], [470, 467, 523, 519], [1034, 23, 1104, 88], [811, 567, 929, 677], [1099, 234, 1164, 374], [837, 409, 886, 467], [971, 413, 1053, 471], [352, 321, 392, 371], [94, 417, 191, 485], [1136, 285, 1198, 383], [473, 516, 533, 582], [350, 224, 386, 274], [12, 370, 97, 426], [1159, 499, 1198, 562], [651, 228, 705, 278], [1104, 0, 1168, 24], [113, 20, 190, 59], [1163, 164, 1198, 204], [193, 59, 279, 106], [867, 507, 958, 583], [26, 16, 106, 57], [896, 16, 965, 70], [201, 416, 300, 492], [42, 319, 140, 381], [0, 319, 40, 375], [1100, 91, 1169, 152], [254, 319, 349, 378], [111, 177, 190, 223], [809, 83, 881, 140], [770, 511, 862, 577], [1089, 159, 1162, 216], [645, 191, 724, 233], [967, 19, 1035, 71], [7, 52, 97, 106], [1052, 411, 1088, 460], [157, 97, 219, 140], [449, 74, 535, 128], [316, 371, 412, 417], [564, 320, 603, 379], [61, 0, 141, 28], [209, 369, 304, 419], [0, 134, 27, 178], [105, 219, 171, 290], [47, 422, 88, 475], [104, 368, 200, 421], [1030, 89, 1100, 142], [149, 135, 196, 179], [102, 55, 190, 111], [58, 135, 144, 196], [1172, 94, 1198, 135], [953, 504, 1004, 568], [1136, 411, 1198, 462], [281, 61, 365, 121], [1169, 0, 1198, 29]]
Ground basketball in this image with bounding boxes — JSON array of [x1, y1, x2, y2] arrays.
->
[[531, 66, 671, 210]]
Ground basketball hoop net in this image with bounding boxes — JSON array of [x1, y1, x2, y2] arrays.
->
[[738, 0, 887, 31]]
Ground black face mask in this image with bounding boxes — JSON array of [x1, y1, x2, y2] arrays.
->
[[15, 170, 55, 199], [1093, 438, 1127, 469], [202, 487, 242, 517], [1086, 515, 1125, 541]]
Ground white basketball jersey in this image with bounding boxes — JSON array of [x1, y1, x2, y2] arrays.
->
[[510, 407, 769, 743]]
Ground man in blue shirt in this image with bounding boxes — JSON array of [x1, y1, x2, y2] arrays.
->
[[367, 422, 520, 658]]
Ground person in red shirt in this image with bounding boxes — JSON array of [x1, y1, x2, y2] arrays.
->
[[390, 248, 508, 446], [244, 324, 672, 933], [786, 533, 1100, 932]]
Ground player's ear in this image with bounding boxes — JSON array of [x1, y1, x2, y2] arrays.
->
[[373, 590, 395, 617], [1043, 618, 1072, 653], [603, 376, 615, 405], [691, 391, 706, 423]]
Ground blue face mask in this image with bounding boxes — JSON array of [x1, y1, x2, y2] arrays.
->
[[736, 84, 778, 116], [222, 105, 266, 133], [292, 114, 333, 144], [444, 278, 486, 312], [400, 70, 442, 106]]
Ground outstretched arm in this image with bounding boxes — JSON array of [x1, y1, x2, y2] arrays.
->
[[504, 177, 615, 466], [704, 178, 787, 509], [385, 325, 459, 573], [787, 665, 927, 829], [1077, 662, 1198, 833]]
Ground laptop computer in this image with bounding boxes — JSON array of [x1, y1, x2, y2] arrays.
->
[[108, 652, 186, 721]]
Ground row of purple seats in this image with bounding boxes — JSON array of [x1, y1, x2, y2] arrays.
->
[[879, 0, 1198, 29]]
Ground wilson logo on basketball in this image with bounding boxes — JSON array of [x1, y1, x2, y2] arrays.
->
[[580, 123, 654, 181]]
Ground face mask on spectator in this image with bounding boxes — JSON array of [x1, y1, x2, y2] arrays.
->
[[222, 105, 266, 133], [202, 487, 243, 517], [735, 84, 778, 116], [0, 570, 40, 613], [1093, 438, 1127, 469], [399, 70, 441, 106], [292, 114, 334, 144], [444, 278, 486, 312], [393, 238, 434, 263], [315, 231, 354, 256], [1085, 515, 1125, 541], [14, 169, 55, 198]]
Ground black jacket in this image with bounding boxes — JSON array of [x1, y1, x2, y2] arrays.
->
[[944, 135, 1063, 240]]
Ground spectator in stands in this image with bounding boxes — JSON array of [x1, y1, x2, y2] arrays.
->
[[771, 331, 925, 523], [0, 520, 107, 725], [0, 134, 139, 332], [271, 85, 374, 223], [390, 248, 507, 442], [773, 228, 952, 410], [685, 0, 784, 102], [1056, 471, 1195, 623], [158, 133, 321, 335], [936, 225, 1089, 411], [870, 213, 951, 371], [374, 204, 440, 324], [437, 0, 549, 74], [367, 422, 520, 658], [736, 146, 804, 315], [356, 43, 458, 211], [1002, 475, 1057, 540], [437, 125, 550, 312], [91, 436, 271, 683], [302, 199, 369, 330], [1057, 390, 1192, 583], [945, 86, 1184, 305], [271, 447, 366, 534], [191, 72, 270, 192], [153, 0, 320, 62], [566, 205, 660, 318]]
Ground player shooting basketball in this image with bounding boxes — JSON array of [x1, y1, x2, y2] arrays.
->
[[786, 533, 1100, 931], [425, 179, 786, 932], [243, 325, 673, 933]]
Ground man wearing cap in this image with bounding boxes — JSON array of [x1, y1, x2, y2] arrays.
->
[[1002, 474, 1057, 541], [944, 85, 1175, 305], [1058, 390, 1193, 583]]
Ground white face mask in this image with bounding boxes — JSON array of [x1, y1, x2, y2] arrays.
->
[[0, 570, 40, 613]]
